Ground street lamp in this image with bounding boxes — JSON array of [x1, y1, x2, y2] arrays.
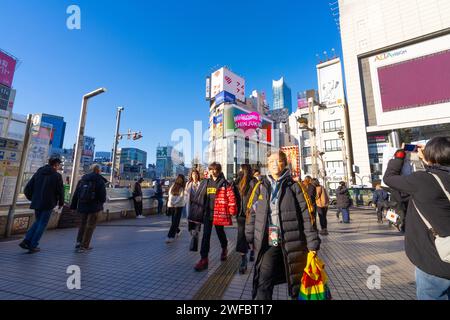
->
[[337, 130, 349, 184], [110, 107, 124, 187], [296, 98, 319, 179], [70, 88, 107, 198]]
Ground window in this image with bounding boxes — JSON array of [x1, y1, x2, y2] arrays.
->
[[323, 120, 342, 133], [324, 139, 342, 152], [302, 130, 310, 140], [326, 161, 343, 169], [302, 147, 311, 158], [304, 164, 312, 175]]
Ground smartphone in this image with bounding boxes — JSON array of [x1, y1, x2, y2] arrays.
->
[[404, 144, 418, 152]]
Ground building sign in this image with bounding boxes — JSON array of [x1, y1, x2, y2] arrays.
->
[[211, 67, 246, 102], [0, 84, 11, 111], [0, 51, 17, 88], [215, 91, 236, 106], [205, 76, 211, 101], [317, 59, 345, 107]]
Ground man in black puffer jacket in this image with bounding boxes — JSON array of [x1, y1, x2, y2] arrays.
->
[[20, 158, 64, 254], [246, 150, 321, 300], [71, 164, 107, 253]]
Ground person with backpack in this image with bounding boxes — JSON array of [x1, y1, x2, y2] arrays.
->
[[336, 181, 352, 224], [132, 178, 145, 219], [384, 137, 450, 300], [313, 178, 330, 235], [70, 164, 107, 253], [234, 164, 257, 274], [188, 162, 237, 272], [166, 175, 186, 243], [153, 180, 164, 215], [372, 184, 390, 223], [19, 158, 65, 254], [245, 150, 320, 300]]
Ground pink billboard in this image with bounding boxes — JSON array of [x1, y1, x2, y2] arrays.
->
[[0, 51, 17, 88], [234, 112, 261, 132]]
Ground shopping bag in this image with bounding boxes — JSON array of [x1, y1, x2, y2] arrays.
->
[[298, 252, 332, 300], [385, 209, 399, 224], [189, 233, 199, 252]]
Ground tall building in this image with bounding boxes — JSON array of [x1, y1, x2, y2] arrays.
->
[[339, 0, 450, 183], [272, 77, 293, 114], [40, 114, 66, 150], [117, 148, 147, 180], [95, 151, 111, 162], [155, 145, 186, 178]]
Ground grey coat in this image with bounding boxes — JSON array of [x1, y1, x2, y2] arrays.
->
[[246, 172, 321, 298], [336, 186, 351, 209]]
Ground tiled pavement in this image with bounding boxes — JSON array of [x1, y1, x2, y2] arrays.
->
[[0, 208, 417, 300], [223, 208, 417, 300]]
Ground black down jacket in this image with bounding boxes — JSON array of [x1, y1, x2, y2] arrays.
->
[[70, 172, 107, 214], [246, 171, 321, 299], [24, 165, 64, 211], [336, 185, 351, 209]]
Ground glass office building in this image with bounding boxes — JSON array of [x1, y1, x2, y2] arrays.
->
[[272, 77, 293, 114]]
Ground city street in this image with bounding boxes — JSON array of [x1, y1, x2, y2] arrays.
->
[[0, 208, 416, 300]]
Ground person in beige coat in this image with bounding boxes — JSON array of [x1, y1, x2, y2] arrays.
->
[[312, 178, 330, 236]]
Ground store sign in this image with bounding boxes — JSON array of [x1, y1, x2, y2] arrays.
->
[[0, 51, 17, 88], [0, 84, 11, 111], [234, 112, 261, 131], [215, 91, 236, 106]]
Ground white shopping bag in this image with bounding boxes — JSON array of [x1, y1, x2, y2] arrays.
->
[[385, 209, 399, 224]]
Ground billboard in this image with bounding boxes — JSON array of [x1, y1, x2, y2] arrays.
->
[[317, 59, 345, 107], [0, 51, 17, 88], [211, 67, 246, 102], [83, 136, 95, 157], [205, 77, 211, 101], [368, 33, 450, 126], [215, 91, 236, 106], [0, 84, 11, 111], [281, 146, 300, 179], [223, 105, 273, 144]]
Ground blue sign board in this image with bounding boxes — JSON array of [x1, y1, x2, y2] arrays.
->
[[213, 114, 223, 125], [215, 91, 236, 106]]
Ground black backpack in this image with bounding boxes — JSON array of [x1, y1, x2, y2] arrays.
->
[[78, 180, 96, 203]]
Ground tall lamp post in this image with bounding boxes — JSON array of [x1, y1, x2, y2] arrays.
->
[[70, 88, 106, 198], [110, 107, 124, 187], [338, 130, 349, 184]]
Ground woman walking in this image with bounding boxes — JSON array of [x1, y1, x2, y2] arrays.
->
[[235, 164, 257, 274], [166, 175, 186, 244], [186, 170, 202, 250]]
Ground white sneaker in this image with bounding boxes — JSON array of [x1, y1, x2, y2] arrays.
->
[[176, 230, 183, 239], [137, 215, 145, 219], [165, 237, 174, 244]]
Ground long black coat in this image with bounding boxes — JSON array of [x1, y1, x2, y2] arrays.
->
[[336, 186, 351, 209], [384, 158, 450, 280], [246, 173, 321, 298], [24, 165, 64, 211]]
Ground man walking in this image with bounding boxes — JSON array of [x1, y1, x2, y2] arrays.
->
[[20, 157, 65, 254], [71, 164, 107, 253], [372, 184, 389, 223], [313, 178, 330, 235], [336, 181, 352, 223]]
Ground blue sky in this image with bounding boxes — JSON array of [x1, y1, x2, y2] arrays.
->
[[1, 0, 341, 164]]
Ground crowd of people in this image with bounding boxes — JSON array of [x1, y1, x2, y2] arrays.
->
[[16, 136, 449, 300]]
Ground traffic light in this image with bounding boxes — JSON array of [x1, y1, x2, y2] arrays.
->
[[133, 132, 143, 140]]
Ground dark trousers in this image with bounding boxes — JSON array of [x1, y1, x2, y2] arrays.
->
[[317, 207, 328, 230], [134, 199, 143, 216], [254, 244, 285, 300], [236, 216, 249, 255], [24, 210, 53, 249], [200, 215, 228, 259], [156, 197, 163, 214], [376, 204, 384, 222], [167, 207, 183, 238], [76, 212, 99, 248]]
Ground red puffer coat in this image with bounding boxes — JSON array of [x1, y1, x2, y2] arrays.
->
[[213, 185, 237, 226]]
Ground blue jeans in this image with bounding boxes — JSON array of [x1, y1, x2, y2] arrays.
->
[[156, 197, 163, 214], [337, 208, 350, 223], [24, 210, 53, 249], [416, 267, 450, 300]]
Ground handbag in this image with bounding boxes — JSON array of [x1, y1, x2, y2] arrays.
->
[[134, 196, 142, 202], [412, 173, 450, 264], [299, 252, 332, 300]]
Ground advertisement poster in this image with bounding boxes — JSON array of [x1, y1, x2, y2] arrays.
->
[[211, 67, 246, 102], [317, 60, 345, 108], [0, 51, 17, 88], [281, 146, 301, 179]]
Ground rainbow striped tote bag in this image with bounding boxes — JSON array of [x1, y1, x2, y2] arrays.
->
[[298, 252, 332, 300]]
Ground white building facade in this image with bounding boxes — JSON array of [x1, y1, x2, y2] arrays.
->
[[339, 0, 450, 183]]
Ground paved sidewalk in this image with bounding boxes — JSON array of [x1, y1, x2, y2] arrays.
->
[[0, 208, 417, 300], [223, 208, 416, 300], [0, 215, 237, 300]]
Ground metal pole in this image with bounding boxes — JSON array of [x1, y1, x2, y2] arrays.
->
[[70, 88, 106, 197], [5, 114, 33, 238], [110, 107, 124, 188], [309, 98, 318, 179], [341, 137, 349, 184]]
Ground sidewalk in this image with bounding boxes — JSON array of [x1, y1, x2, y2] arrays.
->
[[223, 208, 416, 300], [0, 208, 417, 300]]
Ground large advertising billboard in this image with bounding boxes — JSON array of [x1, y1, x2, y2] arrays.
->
[[281, 146, 300, 179], [0, 51, 17, 88], [317, 59, 345, 108], [369, 33, 450, 127], [211, 67, 246, 102], [223, 105, 273, 144]]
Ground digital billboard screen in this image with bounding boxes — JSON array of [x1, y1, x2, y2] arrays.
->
[[378, 49, 450, 112]]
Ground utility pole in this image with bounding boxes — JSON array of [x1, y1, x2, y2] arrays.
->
[[308, 98, 319, 179], [110, 107, 124, 187]]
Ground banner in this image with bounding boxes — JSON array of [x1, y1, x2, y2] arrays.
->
[[0, 51, 17, 88], [317, 60, 345, 107]]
